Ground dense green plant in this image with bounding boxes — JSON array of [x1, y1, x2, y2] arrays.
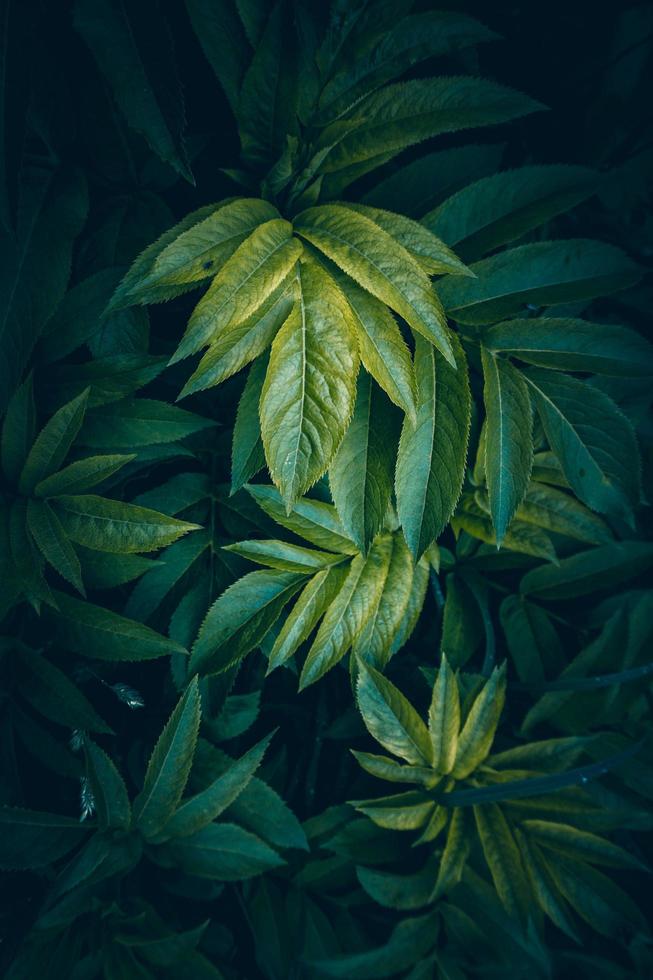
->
[[1, 1, 652, 977]]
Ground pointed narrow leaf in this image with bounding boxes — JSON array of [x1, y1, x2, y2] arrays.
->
[[160, 822, 284, 880], [17, 647, 111, 733], [267, 564, 349, 672], [352, 532, 414, 669], [85, 740, 131, 830], [433, 808, 470, 898], [246, 483, 357, 554], [396, 334, 471, 559], [34, 454, 134, 497], [481, 349, 533, 545], [231, 356, 268, 493], [473, 803, 532, 921], [224, 539, 343, 573], [300, 535, 393, 688], [53, 495, 200, 554], [50, 590, 186, 660], [356, 662, 433, 766], [0, 807, 88, 870], [19, 389, 89, 493], [172, 219, 301, 363], [330, 372, 401, 552], [26, 499, 84, 594], [429, 655, 460, 775], [160, 732, 274, 839], [453, 665, 506, 779], [134, 677, 201, 838], [1, 375, 35, 485], [190, 569, 305, 675]]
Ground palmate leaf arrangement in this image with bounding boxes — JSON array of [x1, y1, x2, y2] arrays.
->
[[1, 0, 653, 977]]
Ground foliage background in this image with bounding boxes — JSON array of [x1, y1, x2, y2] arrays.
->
[[1, 0, 652, 977]]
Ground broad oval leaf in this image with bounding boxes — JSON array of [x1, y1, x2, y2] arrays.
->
[[259, 258, 359, 506]]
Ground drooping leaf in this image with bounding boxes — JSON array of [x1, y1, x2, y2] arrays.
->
[[172, 219, 302, 364], [396, 334, 471, 559], [484, 317, 653, 377], [295, 204, 454, 364], [259, 257, 359, 505], [423, 165, 598, 259], [438, 240, 644, 325], [74, 0, 193, 181], [433, 808, 470, 898], [480, 349, 533, 545], [523, 368, 640, 522]]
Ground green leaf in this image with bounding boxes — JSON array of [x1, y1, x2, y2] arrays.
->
[[16, 647, 111, 733], [124, 530, 211, 621], [453, 493, 557, 562], [480, 349, 533, 545], [510, 483, 613, 546], [34, 454, 134, 497], [300, 536, 393, 688], [316, 11, 498, 124], [440, 574, 483, 669], [26, 499, 84, 594], [171, 219, 302, 363], [260, 257, 359, 505], [542, 852, 646, 937], [514, 829, 579, 940], [0, 170, 88, 413], [343, 203, 473, 277], [329, 371, 400, 553], [318, 76, 543, 188], [159, 822, 284, 880], [499, 596, 560, 683], [390, 554, 430, 656], [523, 369, 640, 521], [452, 665, 506, 779], [46, 354, 167, 407], [522, 820, 646, 870], [180, 282, 294, 397], [438, 240, 644, 325], [352, 532, 415, 669], [473, 803, 532, 921], [357, 857, 441, 911], [484, 317, 653, 377], [356, 662, 433, 766], [85, 740, 131, 830], [108, 203, 223, 311], [396, 334, 471, 559], [520, 542, 653, 600], [238, 1, 298, 168], [159, 732, 274, 839], [295, 204, 454, 364], [0, 807, 88, 870], [50, 590, 186, 661], [433, 808, 470, 898], [74, 0, 193, 181], [133, 677, 201, 838], [184, 0, 250, 114], [423, 165, 598, 259], [246, 483, 358, 554], [308, 911, 438, 978], [52, 495, 199, 554], [190, 569, 305, 675], [138, 197, 280, 289], [224, 539, 343, 573], [1, 375, 35, 486], [77, 399, 215, 447], [231, 356, 268, 493], [351, 752, 436, 788], [334, 273, 417, 420], [18, 389, 89, 493], [267, 564, 349, 673], [429, 655, 460, 775]]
